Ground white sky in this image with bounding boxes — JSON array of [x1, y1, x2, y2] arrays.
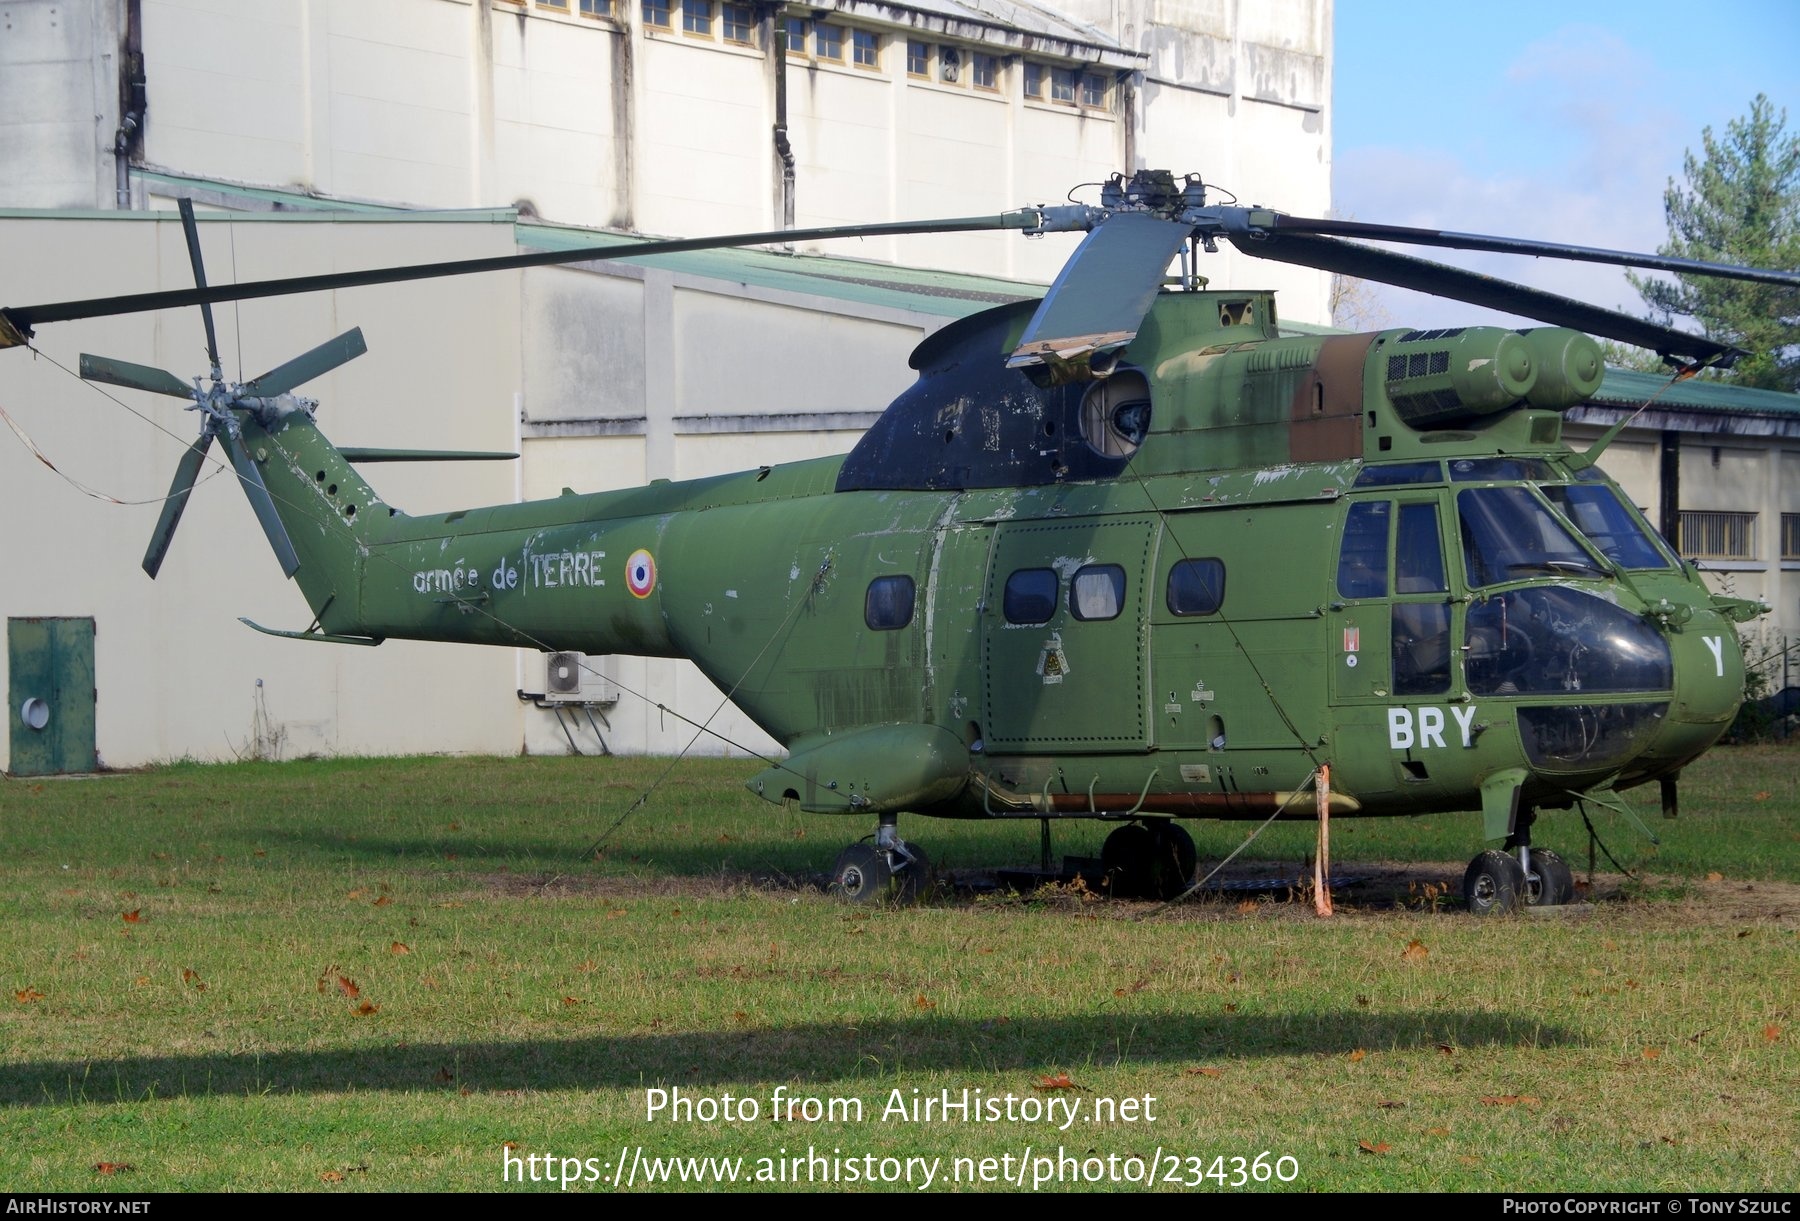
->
[[1331, 0, 1800, 334]]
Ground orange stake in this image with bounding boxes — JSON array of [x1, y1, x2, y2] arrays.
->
[[1314, 764, 1334, 917]]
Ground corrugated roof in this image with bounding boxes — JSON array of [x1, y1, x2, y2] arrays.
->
[[516, 221, 1045, 319], [1592, 366, 1800, 418]]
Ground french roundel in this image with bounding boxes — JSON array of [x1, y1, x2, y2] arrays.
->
[[626, 549, 657, 598]]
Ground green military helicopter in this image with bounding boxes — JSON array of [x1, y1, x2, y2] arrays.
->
[[5, 171, 1796, 913]]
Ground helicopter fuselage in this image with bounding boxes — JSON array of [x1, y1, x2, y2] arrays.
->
[[241, 288, 1755, 845]]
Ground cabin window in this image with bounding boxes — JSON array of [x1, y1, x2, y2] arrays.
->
[[1069, 565, 1125, 621], [1392, 603, 1452, 695], [1337, 501, 1391, 599], [1003, 569, 1059, 624], [1166, 558, 1225, 616], [864, 575, 916, 631]]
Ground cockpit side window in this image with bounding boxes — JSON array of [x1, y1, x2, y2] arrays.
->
[[1337, 501, 1391, 599]]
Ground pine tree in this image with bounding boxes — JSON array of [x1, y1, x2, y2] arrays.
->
[[1629, 95, 1800, 391]]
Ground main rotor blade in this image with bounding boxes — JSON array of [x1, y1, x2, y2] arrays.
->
[[1232, 231, 1743, 365], [1, 212, 1043, 337], [142, 431, 214, 578], [177, 199, 223, 375], [222, 430, 301, 578], [80, 353, 195, 398], [1008, 213, 1192, 368], [1268, 215, 1800, 289], [246, 327, 367, 396]]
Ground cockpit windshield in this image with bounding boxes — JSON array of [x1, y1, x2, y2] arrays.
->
[[1541, 479, 1678, 570], [1457, 486, 1606, 586]]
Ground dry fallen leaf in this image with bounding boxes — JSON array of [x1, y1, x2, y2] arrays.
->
[[1234, 899, 1258, 914], [352, 1000, 379, 1016], [121, 909, 142, 924], [389, 941, 411, 955], [1401, 938, 1429, 962], [436, 1066, 455, 1082], [1377, 1099, 1406, 1109], [1427, 1126, 1451, 1137], [1763, 1024, 1782, 1043], [92, 1163, 134, 1175], [372, 895, 392, 908], [1035, 1073, 1079, 1091], [321, 1170, 344, 1183], [1706, 871, 1724, 882], [1642, 1047, 1662, 1061], [1357, 1140, 1390, 1155], [913, 993, 936, 1010], [1347, 1048, 1367, 1063], [15, 987, 44, 1004], [1186, 1067, 1224, 1078], [182, 968, 206, 992], [346, 888, 368, 901], [562, 996, 583, 1006], [337, 975, 361, 1000]]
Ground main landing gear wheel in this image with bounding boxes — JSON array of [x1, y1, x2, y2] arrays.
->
[[1102, 821, 1197, 901], [1524, 848, 1575, 908], [1463, 849, 1527, 916], [828, 841, 931, 905]]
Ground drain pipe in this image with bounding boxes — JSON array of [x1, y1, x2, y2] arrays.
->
[[773, 22, 795, 244], [114, 0, 146, 209]]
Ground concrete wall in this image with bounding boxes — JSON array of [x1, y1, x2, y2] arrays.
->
[[0, 211, 523, 770]]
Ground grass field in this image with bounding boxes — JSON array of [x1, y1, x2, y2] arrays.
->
[[2, 745, 1796, 1193]]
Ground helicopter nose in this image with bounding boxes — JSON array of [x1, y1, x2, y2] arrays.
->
[[1640, 610, 1745, 774]]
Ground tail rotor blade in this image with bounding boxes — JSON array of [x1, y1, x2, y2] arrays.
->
[[222, 430, 302, 578], [246, 328, 367, 396], [177, 198, 222, 376], [80, 353, 196, 399], [142, 431, 214, 578]]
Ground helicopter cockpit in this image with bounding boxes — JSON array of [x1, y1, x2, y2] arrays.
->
[[1346, 456, 1696, 776]]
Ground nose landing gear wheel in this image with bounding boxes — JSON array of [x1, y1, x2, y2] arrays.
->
[[830, 843, 892, 904], [1524, 848, 1575, 907], [1464, 849, 1527, 916], [829, 841, 931, 905]]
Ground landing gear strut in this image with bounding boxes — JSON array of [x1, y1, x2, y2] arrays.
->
[[1102, 820, 1197, 900], [829, 812, 931, 905]]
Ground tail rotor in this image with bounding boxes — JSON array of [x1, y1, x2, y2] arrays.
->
[[77, 200, 366, 579]]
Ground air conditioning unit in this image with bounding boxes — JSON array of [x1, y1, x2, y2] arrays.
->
[[542, 652, 619, 705], [546, 652, 584, 697]]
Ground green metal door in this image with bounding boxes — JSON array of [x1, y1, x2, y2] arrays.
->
[[982, 518, 1154, 752], [8, 617, 97, 776]]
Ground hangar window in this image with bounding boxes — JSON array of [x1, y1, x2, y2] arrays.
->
[[973, 53, 999, 90], [681, 0, 712, 36], [865, 576, 916, 631], [1070, 565, 1126, 621], [1167, 559, 1225, 616], [815, 22, 844, 61], [722, 3, 753, 43], [907, 40, 929, 76], [853, 29, 880, 68], [642, 0, 672, 28], [1004, 569, 1059, 624]]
